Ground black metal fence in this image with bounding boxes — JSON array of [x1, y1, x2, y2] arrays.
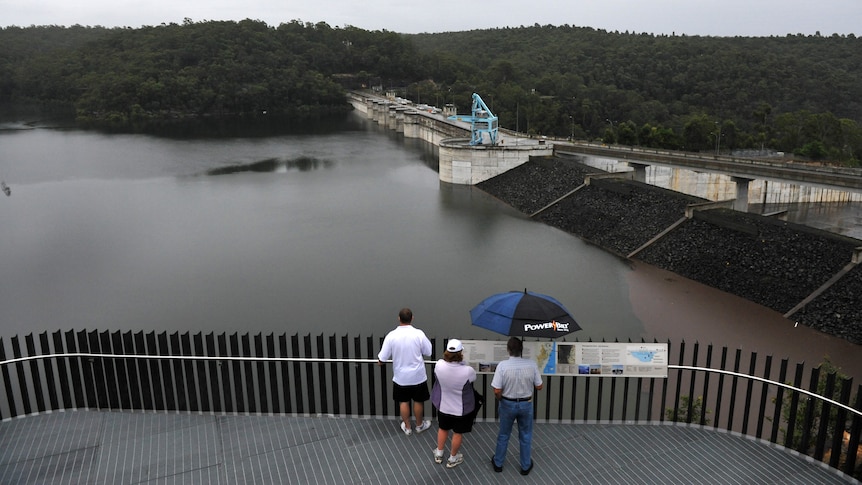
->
[[1, 331, 860, 477]]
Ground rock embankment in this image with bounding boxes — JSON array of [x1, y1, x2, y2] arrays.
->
[[477, 155, 862, 345]]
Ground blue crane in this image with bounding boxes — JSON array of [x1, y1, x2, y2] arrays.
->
[[449, 93, 499, 146]]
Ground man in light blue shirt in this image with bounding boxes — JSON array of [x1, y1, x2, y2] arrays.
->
[[378, 308, 433, 435], [490, 337, 543, 475]]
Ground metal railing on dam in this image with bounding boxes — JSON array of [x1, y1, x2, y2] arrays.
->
[[559, 141, 862, 193], [1, 331, 860, 477]]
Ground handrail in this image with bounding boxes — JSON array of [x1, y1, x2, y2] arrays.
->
[[670, 364, 861, 417], [3, 353, 859, 417]]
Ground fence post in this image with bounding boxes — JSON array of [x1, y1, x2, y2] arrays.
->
[[756, 355, 772, 439], [214, 332, 233, 413], [291, 334, 303, 414], [700, 344, 713, 426], [135, 332, 154, 410], [726, 348, 742, 431], [828, 377, 853, 469], [266, 334, 279, 415], [354, 336, 364, 416], [120, 331, 140, 410], [195, 332, 212, 413], [329, 335, 340, 415], [39, 332, 59, 411], [12, 336, 32, 415], [713, 346, 728, 428], [278, 334, 293, 413], [240, 333, 255, 413], [686, 342, 699, 424], [799, 366, 821, 452], [53, 331, 73, 410], [770, 359, 789, 443], [253, 334, 267, 414], [741, 351, 757, 434], [0, 338, 16, 418], [814, 371, 837, 460], [671, 340, 685, 422], [218, 333, 233, 413], [844, 386, 862, 475]]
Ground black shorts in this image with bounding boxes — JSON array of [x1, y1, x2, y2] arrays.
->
[[393, 381, 430, 403], [437, 411, 474, 434]]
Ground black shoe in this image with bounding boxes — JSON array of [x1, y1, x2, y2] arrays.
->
[[520, 460, 534, 476], [491, 456, 502, 473]]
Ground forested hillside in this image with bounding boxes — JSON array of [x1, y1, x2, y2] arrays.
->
[[1, 21, 860, 164], [0, 20, 421, 126], [409, 26, 862, 164]]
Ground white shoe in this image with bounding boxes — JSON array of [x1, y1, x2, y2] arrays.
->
[[400, 422, 412, 436], [433, 448, 444, 464], [415, 419, 432, 434], [446, 454, 464, 468]]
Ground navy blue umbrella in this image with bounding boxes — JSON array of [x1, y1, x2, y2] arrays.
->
[[469, 290, 581, 338]]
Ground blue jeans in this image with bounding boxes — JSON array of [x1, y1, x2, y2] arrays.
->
[[493, 399, 533, 470]]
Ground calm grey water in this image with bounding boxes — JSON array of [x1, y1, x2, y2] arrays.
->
[[0, 114, 641, 342]]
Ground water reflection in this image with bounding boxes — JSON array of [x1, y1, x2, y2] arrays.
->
[[205, 156, 333, 175], [0, 121, 37, 131]]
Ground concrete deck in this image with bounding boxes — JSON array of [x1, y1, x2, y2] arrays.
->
[[0, 410, 855, 484]]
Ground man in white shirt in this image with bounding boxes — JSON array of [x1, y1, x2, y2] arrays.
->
[[491, 337, 543, 475], [378, 308, 433, 435]]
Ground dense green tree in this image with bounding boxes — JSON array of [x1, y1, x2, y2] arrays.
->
[[2, 21, 861, 163]]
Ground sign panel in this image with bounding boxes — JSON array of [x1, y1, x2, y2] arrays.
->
[[460, 340, 667, 378]]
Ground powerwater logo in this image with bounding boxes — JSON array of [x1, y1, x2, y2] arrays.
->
[[523, 320, 570, 332]]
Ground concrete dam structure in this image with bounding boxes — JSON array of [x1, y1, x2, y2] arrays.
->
[[348, 90, 862, 344], [347, 91, 553, 185]]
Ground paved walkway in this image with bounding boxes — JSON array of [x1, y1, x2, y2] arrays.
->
[[0, 410, 855, 484]]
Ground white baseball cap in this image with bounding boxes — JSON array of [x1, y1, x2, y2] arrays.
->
[[446, 339, 463, 352]]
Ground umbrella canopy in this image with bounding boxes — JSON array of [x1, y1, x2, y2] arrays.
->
[[470, 290, 581, 338]]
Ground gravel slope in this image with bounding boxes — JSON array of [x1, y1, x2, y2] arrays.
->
[[477, 155, 862, 344]]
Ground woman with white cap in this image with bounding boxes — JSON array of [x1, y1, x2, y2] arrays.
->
[[431, 338, 477, 468]]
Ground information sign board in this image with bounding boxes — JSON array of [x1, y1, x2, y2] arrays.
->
[[460, 340, 667, 378]]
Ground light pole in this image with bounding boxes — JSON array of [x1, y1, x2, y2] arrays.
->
[[714, 122, 722, 155], [605, 119, 615, 143], [569, 115, 574, 141]]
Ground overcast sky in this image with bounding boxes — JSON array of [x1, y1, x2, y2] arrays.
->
[[2, 0, 859, 37]]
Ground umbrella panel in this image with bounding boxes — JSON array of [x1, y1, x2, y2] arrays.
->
[[470, 291, 581, 338]]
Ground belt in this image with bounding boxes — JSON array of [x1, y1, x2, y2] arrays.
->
[[501, 396, 532, 402]]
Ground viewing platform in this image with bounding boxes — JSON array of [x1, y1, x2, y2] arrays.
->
[[1, 331, 860, 483], [0, 410, 851, 484]]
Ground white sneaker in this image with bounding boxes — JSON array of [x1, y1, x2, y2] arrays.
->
[[415, 419, 432, 434], [400, 422, 412, 436], [433, 448, 444, 464], [446, 454, 464, 468]]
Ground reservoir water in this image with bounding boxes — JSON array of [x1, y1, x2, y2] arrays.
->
[[1, 113, 859, 379]]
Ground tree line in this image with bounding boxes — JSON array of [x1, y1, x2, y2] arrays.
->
[[1, 20, 860, 165]]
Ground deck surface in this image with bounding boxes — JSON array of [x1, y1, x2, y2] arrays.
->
[[0, 410, 855, 484]]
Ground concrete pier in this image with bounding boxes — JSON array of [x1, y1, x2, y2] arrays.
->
[[439, 138, 554, 185]]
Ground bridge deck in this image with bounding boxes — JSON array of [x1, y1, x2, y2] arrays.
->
[[0, 410, 852, 484]]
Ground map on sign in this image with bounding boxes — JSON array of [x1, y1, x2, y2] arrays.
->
[[629, 350, 656, 363], [459, 340, 668, 378]]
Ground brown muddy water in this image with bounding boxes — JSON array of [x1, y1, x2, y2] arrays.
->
[[628, 260, 861, 381]]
